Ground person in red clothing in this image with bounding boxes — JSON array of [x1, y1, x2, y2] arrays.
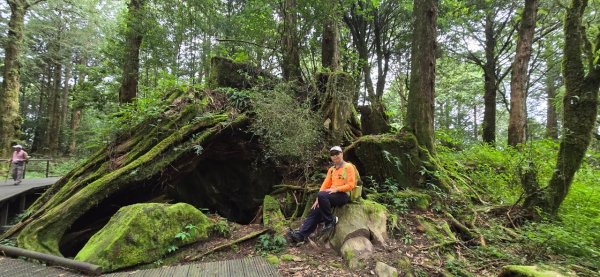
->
[[288, 146, 357, 243], [8, 145, 29, 185]]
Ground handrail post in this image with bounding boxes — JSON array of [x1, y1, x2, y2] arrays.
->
[[46, 160, 50, 178]]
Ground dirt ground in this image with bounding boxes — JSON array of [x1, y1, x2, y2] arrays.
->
[[171, 212, 451, 277]]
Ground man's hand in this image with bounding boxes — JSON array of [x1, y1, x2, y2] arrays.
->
[[325, 188, 339, 194], [311, 199, 319, 210]]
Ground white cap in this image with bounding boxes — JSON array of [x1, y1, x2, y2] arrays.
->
[[329, 146, 342, 152], [13, 145, 23, 148]]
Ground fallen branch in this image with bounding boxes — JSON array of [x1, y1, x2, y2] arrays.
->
[[416, 240, 458, 251], [187, 228, 270, 261], [444, 212, 485, 246]]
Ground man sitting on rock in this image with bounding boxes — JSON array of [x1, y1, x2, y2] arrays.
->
[[288, 146, 357, 243]]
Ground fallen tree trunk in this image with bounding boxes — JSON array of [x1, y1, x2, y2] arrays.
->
[[2, 88, 282, 257]]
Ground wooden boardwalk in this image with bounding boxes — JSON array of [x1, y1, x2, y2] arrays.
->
[[0, 177, 60, 226], [0, 256, 280, 277]]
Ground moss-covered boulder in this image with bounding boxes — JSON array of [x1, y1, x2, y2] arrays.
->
[[75, 203, 212, 272], [344, 132, 423, 188], [499, 265, 567, 277], [340, 236, 373, 269], [263, 195, 287, 234], [331, 200, 387, 251], [415, 215, 456, 245]]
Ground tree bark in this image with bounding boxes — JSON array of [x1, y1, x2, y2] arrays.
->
[[524, 0, 600, 215], [482, 12, 498, 145], [46, 62, 63, 157], [119, 0, 145, 104], [321, 2, 339, 71], [508, 0, 538, 147], [0, 0, 27, 160], [406, 0, 438, 154], [545, 59, 560, 139], [281, 0, 302, 83]]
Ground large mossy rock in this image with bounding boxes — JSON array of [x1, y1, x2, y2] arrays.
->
[[331, 200, 387, 251], [344, 131, 423, 188], [75, 203, 212, 272], [208, 57, 274, 89]]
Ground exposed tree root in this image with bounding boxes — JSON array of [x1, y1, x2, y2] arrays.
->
[[186, 228, 270, 261]]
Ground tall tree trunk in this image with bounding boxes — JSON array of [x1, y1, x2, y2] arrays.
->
[[406, 0, 438, 154], [31, 70, 52, 153], [508, 0, 538, 147], [67, 56, 87, 155], [482, 12, 498, 145], [524, 0, 600, 215], [545, 60, 560, 139], [119, 0, 145, 104], [46, 62, 63, 156], [321, 1, 339, 71], [0, 0, 27, 160], [281, 0, 302, 83]]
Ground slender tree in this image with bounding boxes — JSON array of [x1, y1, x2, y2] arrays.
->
[[321, 1, 339, 71], [508, 0, 538, 147], [406, 0, 438, 153], [524, 0, 600, 215], [0, 0, 44, 160], [119, 0, 146, 103], [280, 0, 302, 82]]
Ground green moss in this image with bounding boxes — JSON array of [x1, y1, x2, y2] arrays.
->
[[265, 254, 280, 266], [416, 215, 456, 244], [342, 248, 356, 261], [263, 195, 287, 234], [499, 265, 566, 277], [360, 199, 388, 216], [75, 203, 212, 272], [280, 254, 301, 262]]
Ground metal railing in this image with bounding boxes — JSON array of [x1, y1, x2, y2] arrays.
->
[[1, 159, 53, 178]]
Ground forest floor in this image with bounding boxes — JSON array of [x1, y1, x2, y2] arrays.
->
[[140, 205, 598, 277], [155, 211, 511, 276]]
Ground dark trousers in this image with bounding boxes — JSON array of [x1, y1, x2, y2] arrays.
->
[[298, 191, 349, 239]]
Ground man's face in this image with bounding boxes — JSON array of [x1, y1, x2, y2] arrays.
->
[[15, 148, 22, 152], [330, 151, 342, 164]]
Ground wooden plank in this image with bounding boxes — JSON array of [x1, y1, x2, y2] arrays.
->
[[0, 177, 60, 202]]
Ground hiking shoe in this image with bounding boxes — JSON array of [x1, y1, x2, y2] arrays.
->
[[287, 230, 306, 243], [322, 216, 338, 232]]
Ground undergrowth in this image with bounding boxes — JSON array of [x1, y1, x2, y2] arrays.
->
[[436, 139, 600, 273]]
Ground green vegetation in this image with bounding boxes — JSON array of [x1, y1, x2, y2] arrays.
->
[[249, 83, 322, 164], [435, 140, 600, 271], [255, 234, 287, 255]]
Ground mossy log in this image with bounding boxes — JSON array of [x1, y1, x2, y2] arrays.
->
[[3, 89, 282, 257]]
